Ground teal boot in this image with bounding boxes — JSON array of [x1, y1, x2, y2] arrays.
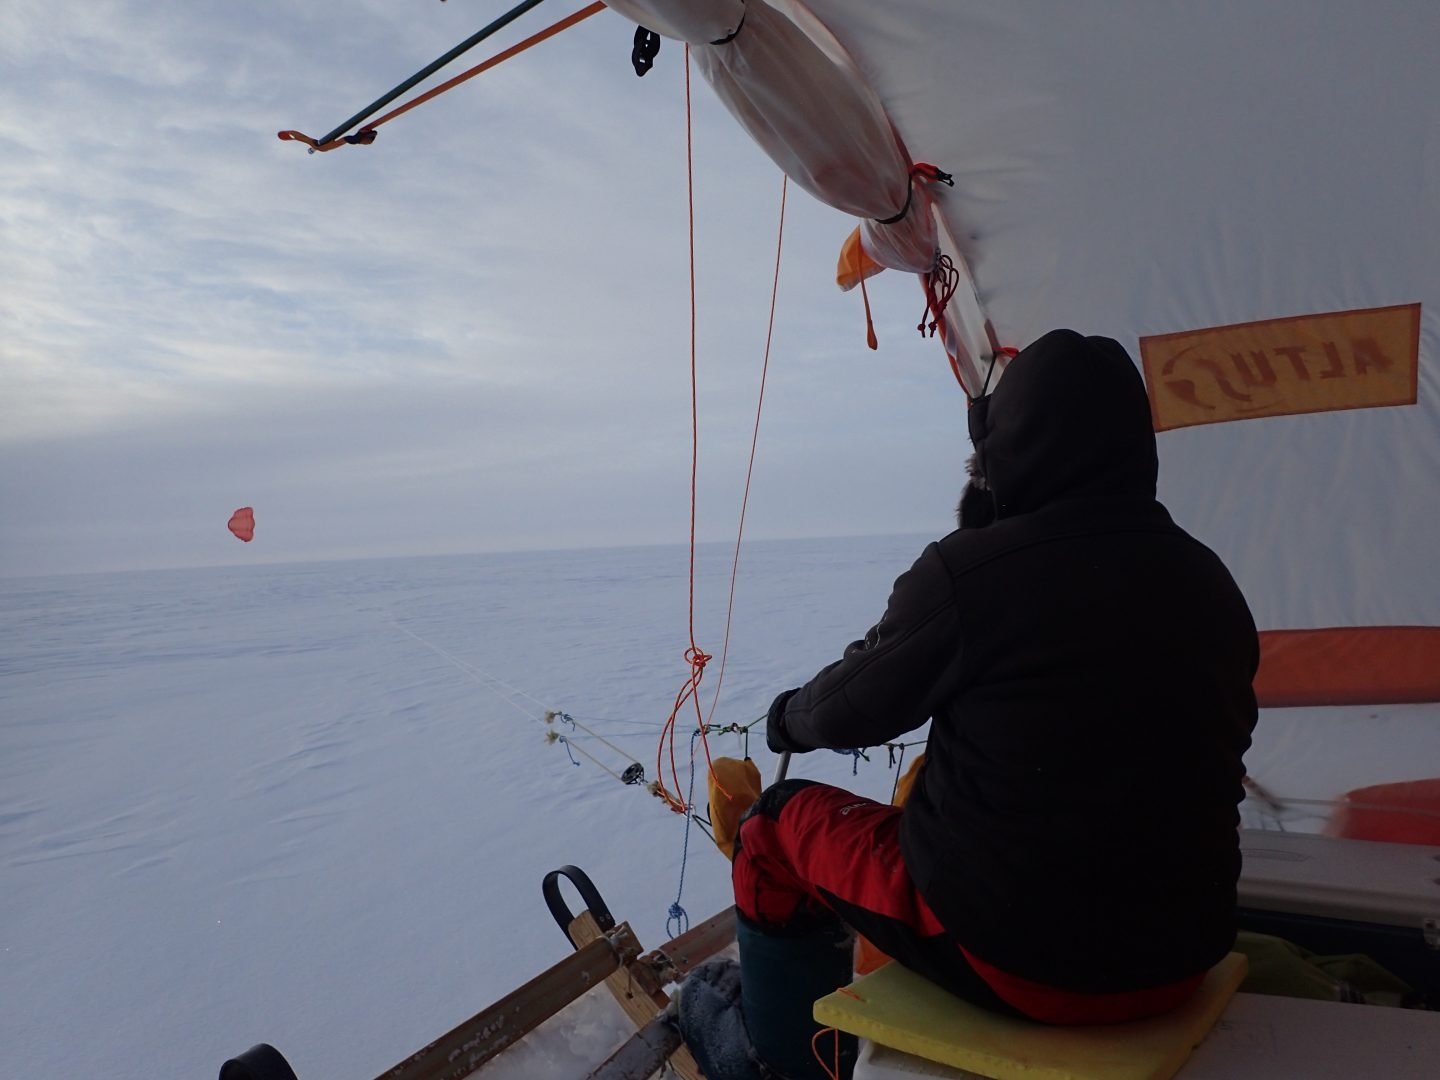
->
[[737, 912, 857, 1080], [676, 915, 858, 1080]]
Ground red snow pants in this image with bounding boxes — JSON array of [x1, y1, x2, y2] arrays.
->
[[732, 779, 1203, 1025]]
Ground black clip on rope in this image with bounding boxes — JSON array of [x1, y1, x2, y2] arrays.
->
[[632, 27, 661, 76]]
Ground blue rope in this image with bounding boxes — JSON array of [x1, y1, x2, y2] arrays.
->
[[666, 731, 701, 938], [832, 747, 866, 776], [558, 736, 580, 768]]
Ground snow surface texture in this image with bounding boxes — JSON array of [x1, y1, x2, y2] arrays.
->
[[1, 535, 1415, 1079], [1, 537, 929, 1079]]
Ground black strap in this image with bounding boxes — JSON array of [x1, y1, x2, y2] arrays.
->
[[542, 865, 616, 944], [877, 165, 954, 226], [711, 10, 747, 45], [876, 184, 914, 226]]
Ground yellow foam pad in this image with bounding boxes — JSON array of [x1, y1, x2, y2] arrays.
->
[[813, 953, 1248, 1080]]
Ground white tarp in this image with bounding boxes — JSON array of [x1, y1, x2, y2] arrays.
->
[[603, 0, 984, 383], [604, 1, 1440, 810]]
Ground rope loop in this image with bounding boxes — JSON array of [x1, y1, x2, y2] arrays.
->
[[811, 1027, 844, 1080], [666, 901, 690, 937], [876, 161, 954, 225], [558, 736, 581, 768], [665, 732, 702, 936], [917, 253, 962, 338]]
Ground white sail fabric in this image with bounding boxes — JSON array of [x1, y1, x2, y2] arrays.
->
[[800, 1, 1440, 814], [605, 1, 1440, 812], [604, 0, 982, 382]]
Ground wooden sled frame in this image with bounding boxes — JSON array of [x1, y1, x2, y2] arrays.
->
[[379, 866, 738, 1080], [542, 865, 737, 1080], [217, 865, 738, 1080]]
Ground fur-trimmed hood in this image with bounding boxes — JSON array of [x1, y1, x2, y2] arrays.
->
[[956, 453, 994, 529]]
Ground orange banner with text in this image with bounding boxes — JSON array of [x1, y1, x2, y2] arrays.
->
[[1140, 304, 1420, 431]]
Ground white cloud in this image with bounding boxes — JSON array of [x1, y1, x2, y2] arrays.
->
[[0, 1, 971, 576]]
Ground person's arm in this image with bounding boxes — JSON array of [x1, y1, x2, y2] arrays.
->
[[768, 543, 962, 753]]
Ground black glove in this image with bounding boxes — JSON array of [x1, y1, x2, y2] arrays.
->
[[765, 688, 808, 754]]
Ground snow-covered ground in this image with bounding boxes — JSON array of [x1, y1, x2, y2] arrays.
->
[[1, 536, 930, 1080]]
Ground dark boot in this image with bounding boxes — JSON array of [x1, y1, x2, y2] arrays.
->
[[737, 912, 858, 1080]]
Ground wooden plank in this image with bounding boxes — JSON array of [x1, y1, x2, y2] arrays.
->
[[570, 915, 668, 1025], [584, 1015, 684, 1080], [375, 933, 630, 1080], [568, 913, 704, 1080]]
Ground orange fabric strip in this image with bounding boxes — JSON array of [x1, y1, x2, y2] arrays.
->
[[1255, 626, 1440, 707], [835, 226, 884, 291], [1326, 778, 1440, 846]]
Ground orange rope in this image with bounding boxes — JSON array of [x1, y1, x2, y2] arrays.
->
[[656, 64, 795, 814], [702, 174, 788, 744], [279, 2, 607, 152], [655, 44, 717, 815], [810, 1027, 844, 1080]]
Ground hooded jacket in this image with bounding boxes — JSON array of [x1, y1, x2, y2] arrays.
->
[[768, 329, 1259, 992]]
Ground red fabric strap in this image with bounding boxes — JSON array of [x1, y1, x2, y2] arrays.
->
[[960, 946, 1204, 1025]]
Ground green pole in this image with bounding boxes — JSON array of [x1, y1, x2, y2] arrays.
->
[[312, 0, 549, 146]]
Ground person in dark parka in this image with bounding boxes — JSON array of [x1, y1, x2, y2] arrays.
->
[[677, 329, 1259, 1080]]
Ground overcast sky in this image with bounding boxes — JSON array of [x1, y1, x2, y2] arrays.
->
[[1, 1, 971, 577]]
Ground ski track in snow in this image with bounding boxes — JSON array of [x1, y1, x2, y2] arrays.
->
[[3, 536, 1430, 1079]]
